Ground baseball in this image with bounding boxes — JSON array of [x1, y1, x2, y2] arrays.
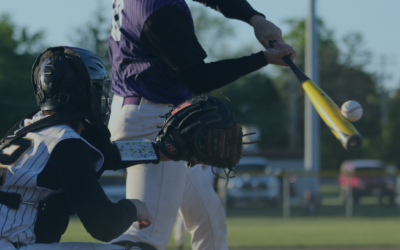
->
[[341, 101, 363, 122]]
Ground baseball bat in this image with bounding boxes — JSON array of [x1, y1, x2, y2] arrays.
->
[[282, 55, 362, 151]]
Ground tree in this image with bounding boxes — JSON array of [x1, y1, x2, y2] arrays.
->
[[0, 14, 46, 136], [382, 90, 400, 166], [69, 2, 110, 72], [208, 73, 287, 149], [341, 32, 372, 70], [190, 5, 235, 60]]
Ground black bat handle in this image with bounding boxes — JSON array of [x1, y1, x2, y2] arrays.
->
[[268, 40, 309, 82], [282, 55, 310, 83], [282, 55, 294, 66]]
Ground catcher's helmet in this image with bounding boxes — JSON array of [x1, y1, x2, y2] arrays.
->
[[31, 46, 111, 124]]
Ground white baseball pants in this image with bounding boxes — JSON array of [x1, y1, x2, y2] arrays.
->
[[108, 95, 228, 250], [173, 165, 217, 248], [173, 213, 186, 248]]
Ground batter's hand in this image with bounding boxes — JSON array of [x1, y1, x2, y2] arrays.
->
[[250, 15, 297, 60], [129, 199, 153, 229], [250, 15, 283, 49], [263, 41, 296, 67]]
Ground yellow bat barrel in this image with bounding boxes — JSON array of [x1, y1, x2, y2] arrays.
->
[[302, 80, 362, 151]]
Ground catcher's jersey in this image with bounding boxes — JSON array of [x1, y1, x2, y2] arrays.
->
[[0, 112, 103, 245], [108, 0, 193, 104]]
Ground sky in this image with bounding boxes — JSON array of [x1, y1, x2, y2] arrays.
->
[[1, 0, 399, 90]]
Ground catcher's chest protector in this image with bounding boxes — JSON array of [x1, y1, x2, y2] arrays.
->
[[0, 113, 103, 245]]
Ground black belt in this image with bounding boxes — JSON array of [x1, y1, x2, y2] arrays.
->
[[0, 191, 22, 209]]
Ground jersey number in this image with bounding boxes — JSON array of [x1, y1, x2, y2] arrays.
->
[[111, 0, 125, 42], [0, 137, 33, 185], [0, 137, 33, 166]]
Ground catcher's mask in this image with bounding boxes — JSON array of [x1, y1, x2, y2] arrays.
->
[[31, 46, 111, 124]]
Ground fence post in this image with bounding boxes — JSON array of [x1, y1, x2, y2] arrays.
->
[[345, 183, 353, 218], [218, 178, 227, 213], [283, 175, 290, 218]]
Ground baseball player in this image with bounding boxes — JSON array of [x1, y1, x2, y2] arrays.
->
[[0, 46, 173, 250], [108, 0, 296, 249]]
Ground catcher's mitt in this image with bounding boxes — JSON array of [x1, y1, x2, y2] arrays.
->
[[155, 96, 243, 170]]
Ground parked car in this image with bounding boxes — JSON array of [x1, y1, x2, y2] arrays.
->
[[226, 157, 281, 208], [99, 169, 126, 203], [339, 160, 395, 204]]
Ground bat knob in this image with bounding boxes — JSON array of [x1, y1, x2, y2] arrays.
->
[[346, 135, 363, 151]]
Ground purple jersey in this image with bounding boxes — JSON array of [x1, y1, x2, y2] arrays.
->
[[109, 0, 193, 104]]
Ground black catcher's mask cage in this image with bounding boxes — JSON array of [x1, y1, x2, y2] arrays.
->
[[31, 46, 111, 124]]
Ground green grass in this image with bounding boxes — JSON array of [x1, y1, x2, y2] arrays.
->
[[319, 185, 341, 194], [62, 217, 400, 249]]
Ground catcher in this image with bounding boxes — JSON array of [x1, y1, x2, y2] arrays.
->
[[0, 46, 241, 250]]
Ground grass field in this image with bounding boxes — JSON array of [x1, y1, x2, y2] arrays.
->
[[62, 217, 400, 249]]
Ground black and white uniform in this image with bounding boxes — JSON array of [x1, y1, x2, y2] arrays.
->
[[0, 112, 157, 250]]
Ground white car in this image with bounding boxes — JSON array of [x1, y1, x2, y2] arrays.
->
[[226, 157, 281, 208]]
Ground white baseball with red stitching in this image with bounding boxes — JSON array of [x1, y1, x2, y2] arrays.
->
[[341, 100, 363, 122]]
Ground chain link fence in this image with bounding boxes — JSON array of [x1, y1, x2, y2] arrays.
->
[[99, 166, 400, 218], [216, 170, 400, 218]]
